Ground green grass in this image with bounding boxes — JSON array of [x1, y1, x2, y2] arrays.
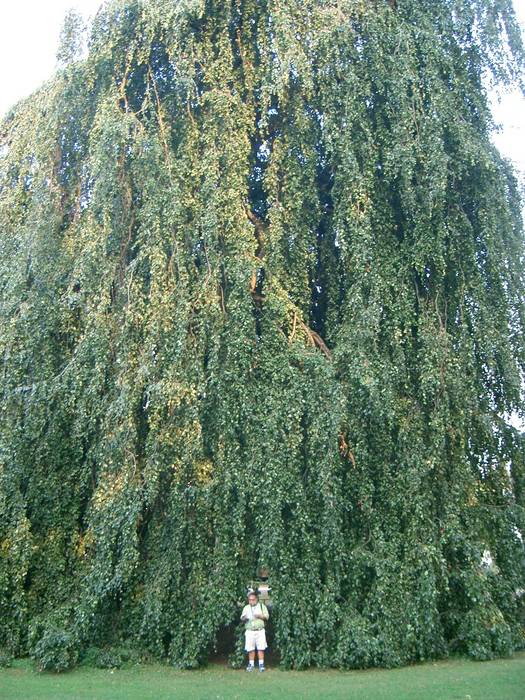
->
[[2, 653, 525, 700]]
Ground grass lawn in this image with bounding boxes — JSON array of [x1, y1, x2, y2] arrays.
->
[[1, 653, 524, 700]]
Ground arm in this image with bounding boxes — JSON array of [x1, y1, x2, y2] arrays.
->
[[256, 603, 269, 620]]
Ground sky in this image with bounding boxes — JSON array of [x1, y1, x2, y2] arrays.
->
[[0, 1, 103, 117], [487, 0, 525, 177]]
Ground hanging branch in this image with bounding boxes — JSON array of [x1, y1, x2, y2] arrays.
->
[[149, 66, 172, 168]]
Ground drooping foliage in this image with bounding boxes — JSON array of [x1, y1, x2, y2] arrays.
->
[[1, 0, 524, 669]]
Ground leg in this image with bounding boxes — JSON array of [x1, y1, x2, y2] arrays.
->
[[245, 631, 256, 671], [256, 630, 267, 671]]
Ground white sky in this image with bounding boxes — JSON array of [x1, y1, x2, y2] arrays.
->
[[0, 1, 103, 117]]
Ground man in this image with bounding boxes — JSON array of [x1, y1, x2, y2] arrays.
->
[[240, 589, 269, 672]]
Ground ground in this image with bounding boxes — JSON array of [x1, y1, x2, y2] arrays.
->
[[1, 653, 524, 700]]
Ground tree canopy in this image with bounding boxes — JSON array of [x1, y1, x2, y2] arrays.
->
[[0, 0, 524, 670]]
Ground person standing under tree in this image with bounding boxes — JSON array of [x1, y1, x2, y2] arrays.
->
[[241, 589, 269, 672]]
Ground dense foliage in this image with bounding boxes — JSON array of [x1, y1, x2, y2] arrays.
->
[[1, 0, 524, 670]]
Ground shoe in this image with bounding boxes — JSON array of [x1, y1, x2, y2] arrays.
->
[[259, 665, 266, 672], [246, 665, 254, 672]]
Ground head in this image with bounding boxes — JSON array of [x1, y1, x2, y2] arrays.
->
[[248, 591, 258, 606]]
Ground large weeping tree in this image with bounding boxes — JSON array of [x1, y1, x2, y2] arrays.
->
[[1, 0, 524, 670]]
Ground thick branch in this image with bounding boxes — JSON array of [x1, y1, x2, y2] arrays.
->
[[245, 206, 266, 259]]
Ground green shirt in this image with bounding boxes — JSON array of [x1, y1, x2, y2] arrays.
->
[[241, 602, 269, 631]]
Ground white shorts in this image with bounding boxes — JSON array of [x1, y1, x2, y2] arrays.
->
[[245, 629, 267, 652]]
